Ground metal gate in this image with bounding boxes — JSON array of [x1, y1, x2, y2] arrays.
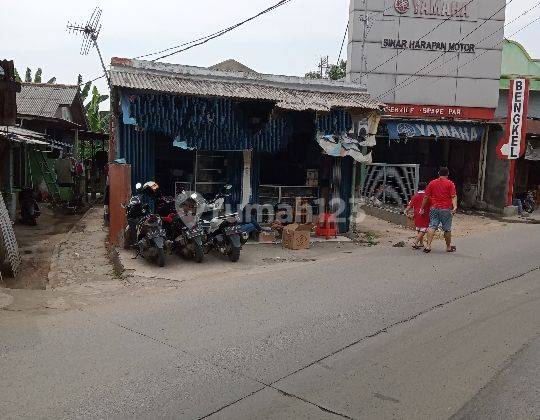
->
[[361, 163, 420, 208]]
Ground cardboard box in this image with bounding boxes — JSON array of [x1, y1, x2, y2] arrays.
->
[[282, 223, 312, 250], [259, 230, 277, 244]]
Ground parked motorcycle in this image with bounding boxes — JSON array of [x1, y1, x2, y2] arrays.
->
[[19, 188, 40, 226], [123, 182, 168, 267], [136, 213, 168, 267], [123, 183, 147, 249], [160, 191, 206, 263], [523, 191, 537, 214], [201, 185, 261, 262]]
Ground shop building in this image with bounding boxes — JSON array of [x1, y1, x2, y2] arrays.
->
[[108, 58, 382, 233], [484, 40, 540, 213], [347, 0, 506, 210]]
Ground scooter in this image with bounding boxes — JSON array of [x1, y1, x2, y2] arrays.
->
[[201, 185, 262, 262], [523, 191, 537, 214], [19, 188, 40, 226], [123, 182, 168, 267], [161, 191, 206, 263], [135, 213, 168, 267]]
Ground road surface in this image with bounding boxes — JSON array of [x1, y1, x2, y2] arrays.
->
[[1, 223, 539, 419]]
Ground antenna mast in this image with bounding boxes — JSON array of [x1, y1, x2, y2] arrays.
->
[[67, 8, 110, 88]]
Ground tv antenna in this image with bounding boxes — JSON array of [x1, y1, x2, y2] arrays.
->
[[67, 8, 110, 88]]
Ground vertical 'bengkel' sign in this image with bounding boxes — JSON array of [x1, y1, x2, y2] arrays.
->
[[498, 79, 530, 160]]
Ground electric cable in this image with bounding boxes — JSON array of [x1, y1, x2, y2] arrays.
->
[[142, 0, 293, 62], [391, 10, 540, 96], [377, 0, 515, 99], [365, 0, 477, 76]]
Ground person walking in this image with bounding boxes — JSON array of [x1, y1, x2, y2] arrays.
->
[[420, 167, 458, 253], [405, 181, 430, 249]]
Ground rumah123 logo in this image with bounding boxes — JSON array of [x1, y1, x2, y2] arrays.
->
[[394, 0, 410, 14]]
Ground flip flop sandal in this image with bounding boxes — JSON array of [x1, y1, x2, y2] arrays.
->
[[447, 246, 457, 253], [412, 244, 422, 250], [423, 248, 431, 253]]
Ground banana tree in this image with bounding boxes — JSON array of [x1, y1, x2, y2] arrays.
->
[[85, 86, 109, 133], [16, 67, 56, 83]]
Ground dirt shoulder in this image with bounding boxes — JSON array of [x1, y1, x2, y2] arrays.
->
[[0, 209, 511, 315], [355, 212, 507, 247], [3, 207, 81, 290]]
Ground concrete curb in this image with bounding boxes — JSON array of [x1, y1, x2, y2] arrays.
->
[[105, 241, 126, 278]]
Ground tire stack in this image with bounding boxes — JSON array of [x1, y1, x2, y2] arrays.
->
[[0, 194, 21, 278]]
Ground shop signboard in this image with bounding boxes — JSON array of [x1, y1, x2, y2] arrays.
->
[[498, 79, 530, 160], [386, 120, 484, 141], [385, 104, 494, 120], [348, 0, 505, 109]]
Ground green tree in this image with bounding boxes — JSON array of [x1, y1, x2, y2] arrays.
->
[[305, 60, 347, 81], [77, 74, 93, 103], [305, 70, 323, 79], [19, 67, 56, 83], [85, 86, 109, 133], [327, 60, 347, 81]]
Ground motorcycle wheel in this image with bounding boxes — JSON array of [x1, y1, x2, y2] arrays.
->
[[157, 248, 165, 267], [194, 243, 204, 264], [228, 246, 241, 263], [523, 202, 534, 214], [124, 226, 135, 250]]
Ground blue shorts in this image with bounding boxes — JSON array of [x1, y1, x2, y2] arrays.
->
[[429, 208, 453, 232]]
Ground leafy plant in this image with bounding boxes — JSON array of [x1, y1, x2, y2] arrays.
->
[[305, 60, 347, 81], [18, 67, 56, 83], [85, 85, 109, 133]]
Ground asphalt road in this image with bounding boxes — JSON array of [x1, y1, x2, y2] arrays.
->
[[1, 223, 539, 419]]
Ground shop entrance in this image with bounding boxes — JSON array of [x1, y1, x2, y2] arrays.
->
[[154, 134, 241, 201], [373, 137, 481, 205], [258, 113, 328, 218]]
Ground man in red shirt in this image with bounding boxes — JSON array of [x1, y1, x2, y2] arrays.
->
[[421, 167, 458, 253]]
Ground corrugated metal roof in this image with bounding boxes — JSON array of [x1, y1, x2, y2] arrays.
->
[[16, 83, 79, 119], [0, 126, 50, 146], [110, 58, 382, 112]]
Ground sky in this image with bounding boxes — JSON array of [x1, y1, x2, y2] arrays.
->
[[1, 0, 539, 110]]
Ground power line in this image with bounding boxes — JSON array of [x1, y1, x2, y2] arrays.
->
[[364, 0, 477, 77], [376, 0, 514, 99], [135, 0, 293, 62], [78, 1, 293, 85], [391, 8, 540, 96]]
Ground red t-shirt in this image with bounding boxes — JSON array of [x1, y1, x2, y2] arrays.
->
[[409, 191, 430, 228], [425, 177, 457, 209]]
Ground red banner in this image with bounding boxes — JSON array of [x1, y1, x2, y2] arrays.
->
[[384, 104, 495, 121]]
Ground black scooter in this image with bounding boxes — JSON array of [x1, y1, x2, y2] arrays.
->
[[158, 194, 206, 263], [201, 186, 262, 262], [123, 183, 168, 267]]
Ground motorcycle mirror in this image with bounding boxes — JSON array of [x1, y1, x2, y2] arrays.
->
[[224, 184, 232, 191], [135, 182, 142, 191]]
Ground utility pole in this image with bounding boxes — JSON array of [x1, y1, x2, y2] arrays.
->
[[318, 56, 329, 78], [67, 8, 110, 88]]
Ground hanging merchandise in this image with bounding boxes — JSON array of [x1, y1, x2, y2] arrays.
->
[[352, 111, 381, 147], [317, 132, 373, 163]]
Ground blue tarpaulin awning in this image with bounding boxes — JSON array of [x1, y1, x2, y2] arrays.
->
[[386, 120, 484, 142]]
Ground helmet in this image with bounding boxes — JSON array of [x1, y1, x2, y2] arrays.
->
[[142, 181, 159, 197]]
